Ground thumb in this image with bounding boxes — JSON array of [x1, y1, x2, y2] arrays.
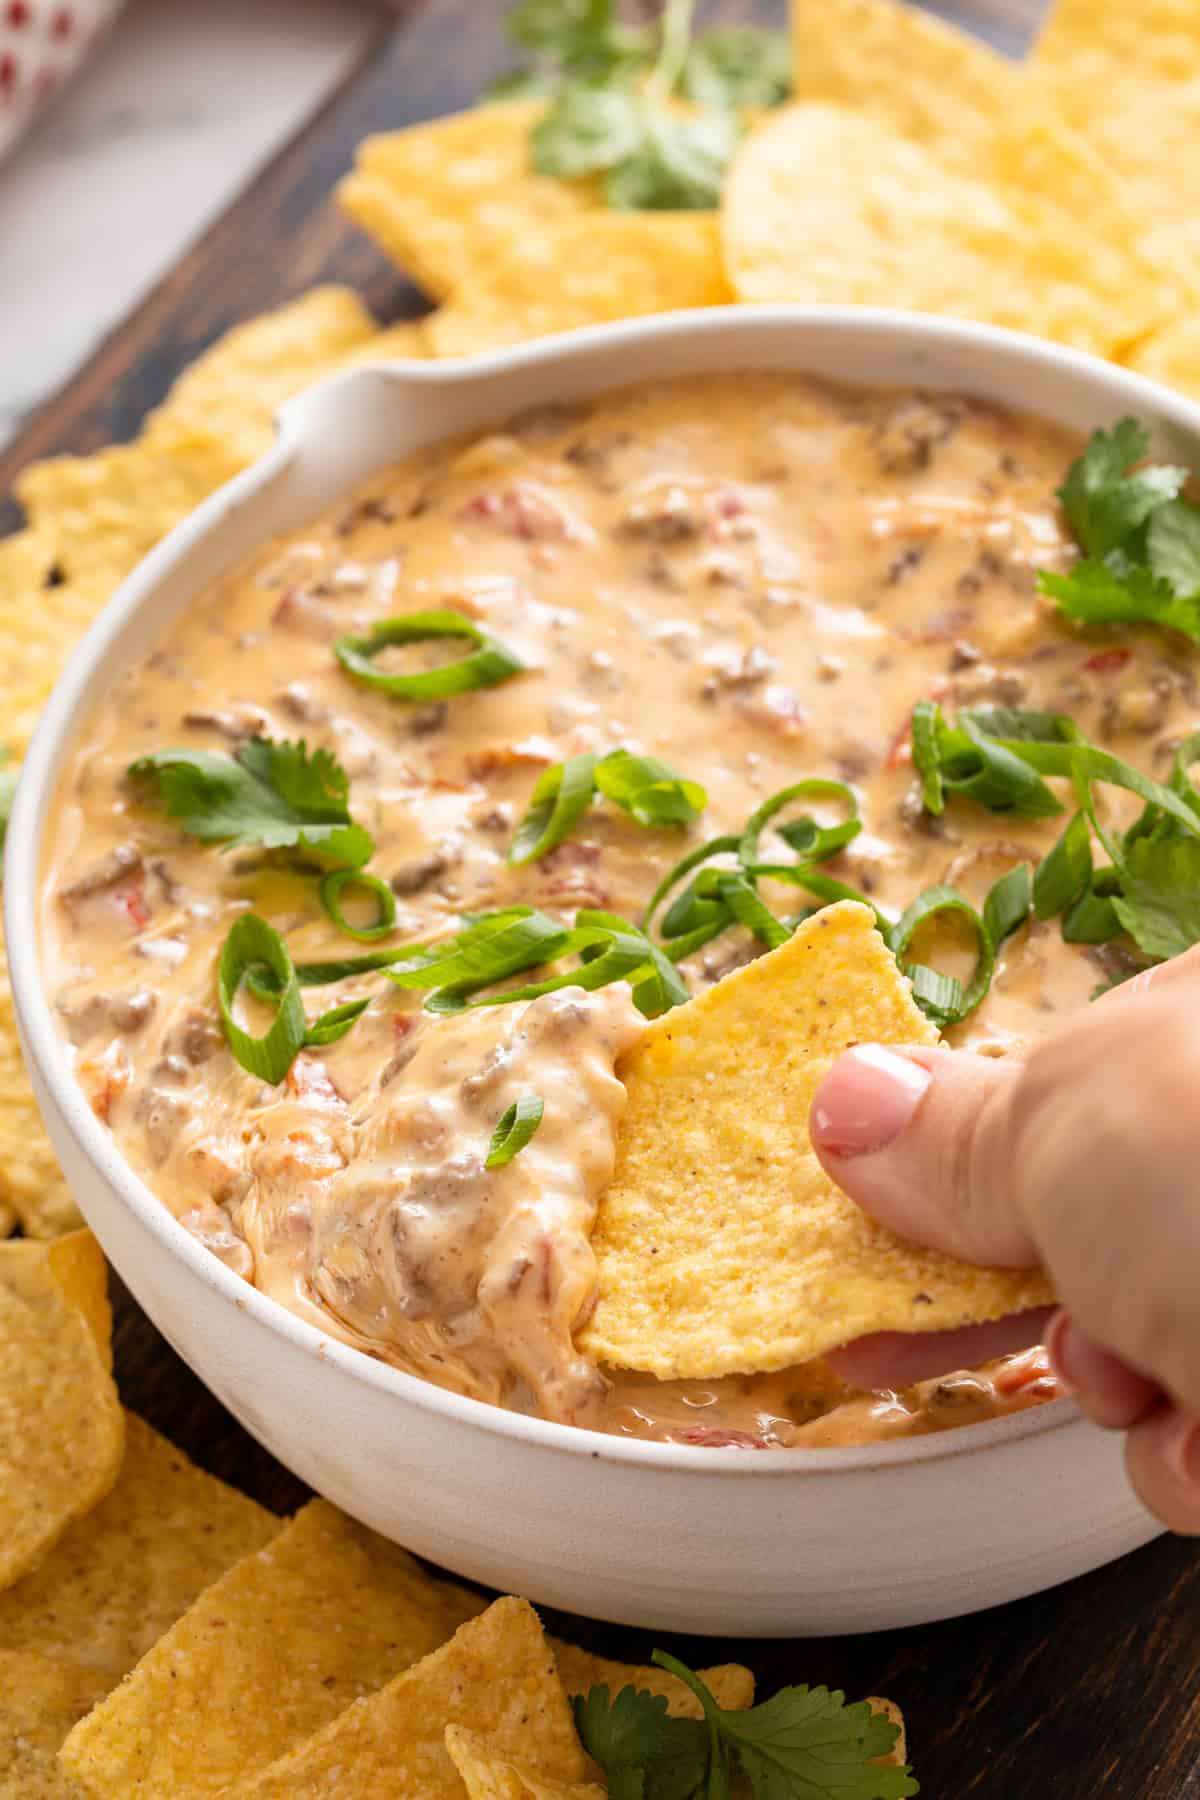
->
[[809, 1044, 1038, 1268]]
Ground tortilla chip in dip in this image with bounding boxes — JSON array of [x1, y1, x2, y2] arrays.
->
[[0, 1231, 124, 1589], [339, 103, 601, 301], [0, 1412, 277, 1681], [232, 1597, 587, 1800], [581, 902, 1052, 1380], [59, 1499, 484, 1797], [424, 213, 729, 359], [1034, 0, 1200, 297], [0, 1649, 107, 1798], [446, 1726, 605, 1800], [551, 1639, 754, 1716]]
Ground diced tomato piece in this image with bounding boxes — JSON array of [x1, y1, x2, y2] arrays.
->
[[1083, 648, 1132, 676], [886, 721, 913, 768], [115, 880, 150, 931]]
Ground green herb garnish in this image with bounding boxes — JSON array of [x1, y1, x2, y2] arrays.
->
[[319, 868, 398, 943], [334, 610, 525, 702], [509, 748, 706, 865], [574, 1654, 918, 1800], [1039, 418, 1200, 644], [485, 1094, 545, 1168], [130, 738, 373, 870], [216, 914, 310, 1084], [496, 0, 790, 212]]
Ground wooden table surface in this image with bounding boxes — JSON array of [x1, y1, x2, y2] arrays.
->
[[3, 4, 1199, 1793]]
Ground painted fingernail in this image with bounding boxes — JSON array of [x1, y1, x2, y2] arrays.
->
[[810, 1044, 933, 1159]]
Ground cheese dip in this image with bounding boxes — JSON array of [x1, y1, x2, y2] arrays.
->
[[44, 373, 1195, 1446]]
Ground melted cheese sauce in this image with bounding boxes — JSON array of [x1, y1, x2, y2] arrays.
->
[[42, 374, 1199, 1445]]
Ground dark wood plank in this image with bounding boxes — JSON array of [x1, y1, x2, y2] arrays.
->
[[6, 2, 1200, 1793]]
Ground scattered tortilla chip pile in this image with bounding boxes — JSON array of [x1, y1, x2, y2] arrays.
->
[[582, 904, 1054, 1379], [339, 0, 1198, 383], [0, 1225, 795, 1793]]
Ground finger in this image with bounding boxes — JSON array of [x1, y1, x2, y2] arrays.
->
[[828, 1308, 1053, 1389], [1045, 1311, 1161, 1431], [1125, 1403, 1200, 1536], [809, 1043, 1036, 1266]]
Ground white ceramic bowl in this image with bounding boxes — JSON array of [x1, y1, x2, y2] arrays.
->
[[10, 308, 1189, 1637]]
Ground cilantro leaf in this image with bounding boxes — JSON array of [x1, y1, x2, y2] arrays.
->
[[682, 27, 792, 109], [652, 1654, 919, 1800], [1039, 556, 1200, 643], [605, 106, 738, 210], [130, 738, 374, 869], [573, 1685, 707, 1800], [532, 86, 644, 179], [498, 0, 650, 93], [1148, 497, 1200, 598], [1111, 834, 1200, 962], [1056, 419, 1185, 559]]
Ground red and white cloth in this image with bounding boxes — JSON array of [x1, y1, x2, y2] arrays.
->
[[0, 0, 125, 164]]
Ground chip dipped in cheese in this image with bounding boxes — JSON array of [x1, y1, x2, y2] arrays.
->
[[582, 902, 1053, 1380]]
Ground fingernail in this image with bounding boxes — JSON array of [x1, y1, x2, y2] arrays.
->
[[1169, 1417, 1200, 1488], [810, 1044, 933, 1159], [1045, 1310, 1078, 1391]]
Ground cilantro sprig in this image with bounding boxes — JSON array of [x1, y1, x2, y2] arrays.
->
[[1039, 419, 1200, 644], [574, 1656, 918, 1800], [130, 737, 373, 870], [908, 702, 1200, 982], [492, 0, 791, 211]]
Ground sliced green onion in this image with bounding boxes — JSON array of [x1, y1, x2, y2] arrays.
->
[[593, 748, 706, 828], [737, 779, 859, 866], [1033, 812, 1092, 919], [642, 834, 740, 937], [319, 868, 398, 942], [216, 914, 307, 1083], [386, 909, 571, 1001], [887, 885, 995, 1026], [982, 863, 1032, 946], [508, 752, 599, 866], [746, 864, 893, 935], [304, 997, 370, 1046], [905, 963, 965, 1027], [334, 609, 524, 701], [485, 1094, 544, 1169], [711, 869, 790, 949], [1062, 885, 1122, 944], [909, 700, 944, 815]]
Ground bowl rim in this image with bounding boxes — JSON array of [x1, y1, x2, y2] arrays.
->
[[13, 302, 1200, 1480]]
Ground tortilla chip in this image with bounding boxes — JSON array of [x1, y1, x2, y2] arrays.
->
[[723, 100, 1159, 356], [551, 1640, 754, 1717], [790, 0, 1019, 165], [0, 1649, 106, 1799], [784, 0, 1168, 344], [0, 1412, 277, 1680], [1125, 314, 1200, 404], [1034, 0, 1200, 298], [59, 1498, 484, 1796], [426, 212, 729, 359], [446, 1727, 604, 1800], [143, 285, 378, 468], [339, 102, 600, 301], [867, 1697, 908, 1768], [581, 902, 1052, 1379], [233, 1597, 587, 1800], [0, 1232, 123, 1589], [0, 958, 80, 1238]]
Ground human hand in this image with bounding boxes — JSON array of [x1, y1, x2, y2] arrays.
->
[[809, 949, 1200, 1533]]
